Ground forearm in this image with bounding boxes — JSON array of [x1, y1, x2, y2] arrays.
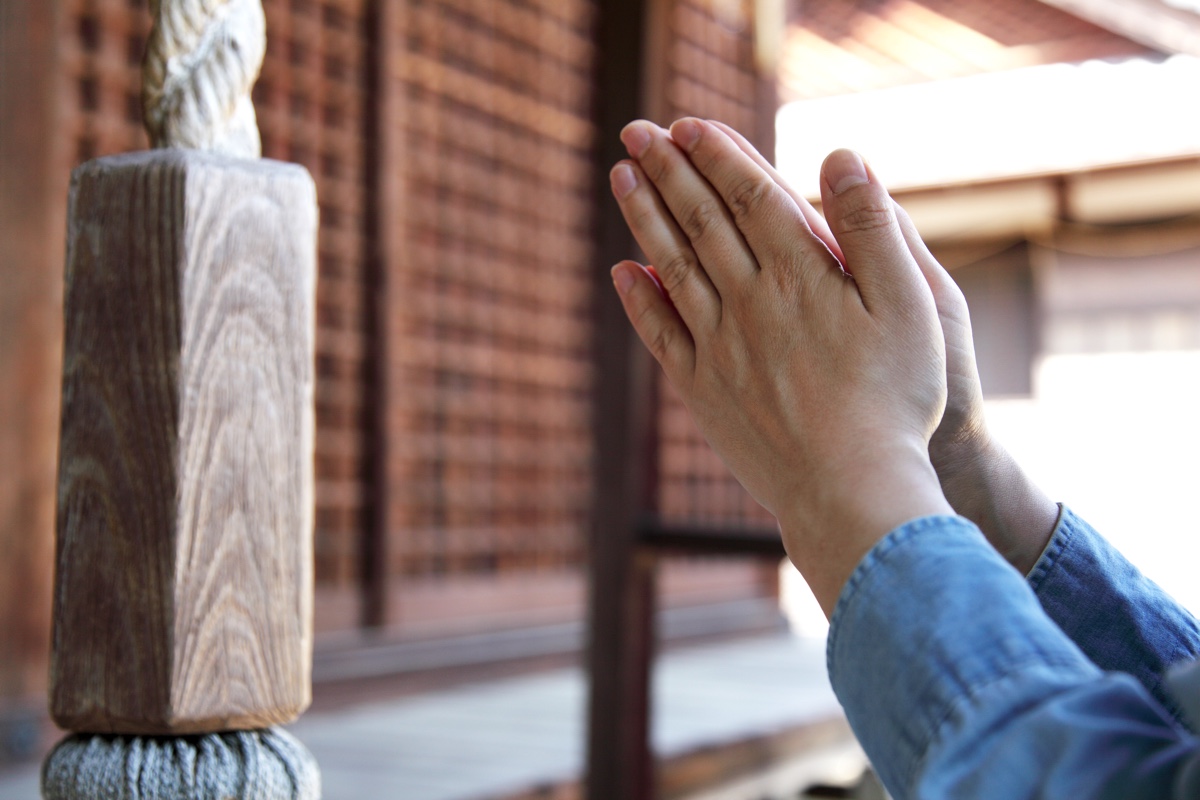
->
[[931, 430, 1059, 575]]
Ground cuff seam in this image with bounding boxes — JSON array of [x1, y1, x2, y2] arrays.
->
[[1026, 503, 1071, 592]]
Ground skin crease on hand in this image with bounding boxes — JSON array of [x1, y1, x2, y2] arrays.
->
[[608, 118, 956, 618]]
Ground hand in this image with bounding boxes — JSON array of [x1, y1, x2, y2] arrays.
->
[[690, 123, 989, 468], [609, 119, 953, 615], [709, 124, 1059, 574]]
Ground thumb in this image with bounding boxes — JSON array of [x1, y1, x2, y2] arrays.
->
[[819, 149, 925, 315]]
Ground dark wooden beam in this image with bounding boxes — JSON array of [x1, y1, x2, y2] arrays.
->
[[586, 0, 658, 796], [361, 0, 404, 630], [639, 521, 786, 558]]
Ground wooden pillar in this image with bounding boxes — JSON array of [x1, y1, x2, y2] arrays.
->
[[361, 0, 398, 631], [51, 150, 317, 733], [586, 0, 658, 797], [48, 0, 317, 739], [0, 0, 64, 760]]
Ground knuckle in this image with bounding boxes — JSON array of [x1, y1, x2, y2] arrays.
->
[[681, 199, 724, 244], [631, 300, 679, 367], [655, 251, 696, 297], [643, 315, 677, 363], [836, 199, 894, 235], [726, 175, 772, 223]]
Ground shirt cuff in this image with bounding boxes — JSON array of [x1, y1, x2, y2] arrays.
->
[[827, 514, 1100, 796], [1024, 501, 1066, 581], [1025, 501, 1070, 590], [1026, 505, 1200, 725]]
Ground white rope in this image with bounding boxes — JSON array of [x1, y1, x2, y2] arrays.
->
[[142, 0, 266, 157]]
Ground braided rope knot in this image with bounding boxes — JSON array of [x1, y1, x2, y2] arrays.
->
[[142, 0, 266, 157], [42, 728, 321, 799]]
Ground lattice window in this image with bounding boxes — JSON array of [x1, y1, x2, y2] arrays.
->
[[60, 0, 152, 163], [256, 0, 371, 589], [657, 0, 776, 529], [384, 0, 598, 577]]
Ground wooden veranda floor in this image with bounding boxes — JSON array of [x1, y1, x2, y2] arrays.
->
[[0, 634, 858, 800]]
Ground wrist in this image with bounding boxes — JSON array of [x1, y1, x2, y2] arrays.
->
[[779, 438, 953, 618], [932, 430, 1057, 574]]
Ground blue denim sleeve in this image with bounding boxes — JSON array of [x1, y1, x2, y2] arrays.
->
[[1029, 505, 1200, 724], [827, 515, 1200, 800]]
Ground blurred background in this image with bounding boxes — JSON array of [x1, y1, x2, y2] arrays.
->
[[2, 0, 1199, 798]]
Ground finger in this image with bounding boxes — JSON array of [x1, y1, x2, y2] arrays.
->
[[818, 149, 927, 315], [643, 265, 668, 299], [894, 201, 974, 332], [622, 120, 758, 292], [708, 119, 844, 264], [611, 260, 696, 385], [893, 202, 955, 300], [670, 118, 840, 278], [611, 159, 720, 332], [893, 202, 978, 375]]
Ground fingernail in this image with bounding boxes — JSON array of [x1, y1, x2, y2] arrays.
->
[[610, 163, 637, 200], [621, 123, 652, 158], [670, 118, 701, 151], [825, 149, 869, 194], [611, 264, 635, 295]]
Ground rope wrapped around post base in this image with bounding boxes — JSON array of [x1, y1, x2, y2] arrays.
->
[[42, 728, 319, 800]]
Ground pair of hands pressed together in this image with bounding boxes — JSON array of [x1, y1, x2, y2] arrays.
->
[[608, 119, 1059, 616]]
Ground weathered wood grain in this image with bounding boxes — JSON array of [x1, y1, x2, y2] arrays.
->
[[51, 149, 316, 734]]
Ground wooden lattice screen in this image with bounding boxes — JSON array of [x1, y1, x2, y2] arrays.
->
[[255, 0, 372, 592], [62, 0, 151, 161], [655, 0, 776, 530], [53, 0, 778, 639], [377, 0, 599, 584]]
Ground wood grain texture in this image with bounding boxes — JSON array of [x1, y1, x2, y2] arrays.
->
[[51, 149, 316, 734]]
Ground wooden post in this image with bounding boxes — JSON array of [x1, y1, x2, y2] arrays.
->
[[586, 0, 657, 797], [48, 0, 316, 739], [52, 150, 316, 733], [361, 0, 401, 631]]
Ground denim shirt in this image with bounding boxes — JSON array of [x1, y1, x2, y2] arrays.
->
[[827, 507, 1200, 799]]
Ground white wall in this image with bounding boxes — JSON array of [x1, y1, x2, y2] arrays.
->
[[988, 350, 1200, 613]]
